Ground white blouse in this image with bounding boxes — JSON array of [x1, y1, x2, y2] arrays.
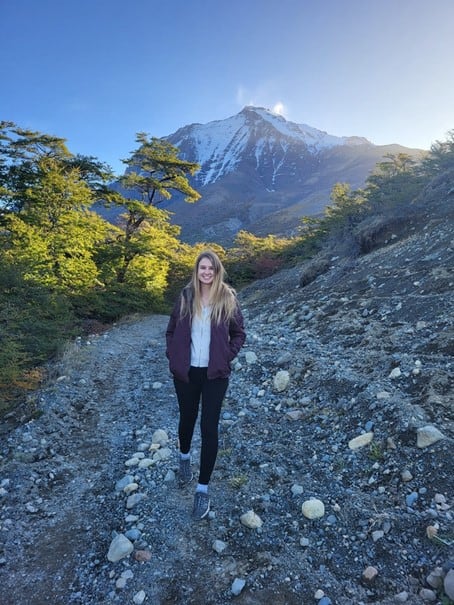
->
[[190, 306, 211, 367]]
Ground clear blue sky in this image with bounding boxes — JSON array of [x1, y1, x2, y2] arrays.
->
[[2, 0, 453, 174]]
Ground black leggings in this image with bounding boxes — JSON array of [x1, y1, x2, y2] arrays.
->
[[174, 366, 228, 485]]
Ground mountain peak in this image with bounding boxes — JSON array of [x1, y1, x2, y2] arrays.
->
[[167, 107, 371, 187]]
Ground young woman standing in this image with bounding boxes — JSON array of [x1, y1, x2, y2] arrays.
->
[[165, 250, 246, 519]]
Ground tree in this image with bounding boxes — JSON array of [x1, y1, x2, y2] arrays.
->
[[365, 152, 424, 212], [422, 130, 454, 176], [106, 133, 201, 284]]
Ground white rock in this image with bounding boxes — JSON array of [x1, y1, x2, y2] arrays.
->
[[273, 370, 290, 392], [389, 367, 402, 379], [133, 590, 146, 605], [126, 493, 146, 509], [444, 569, 454, 600], [153, 447, 172, 461], [212, 539, 227, 553], [107, 533, 134, 562], [152, 381, 162, 389], [417, 425, 446, 448], [152, 429, 169, 446], [348, 432, 374, 450], [240, 510, 263, 528], [245, 351, 258, 364], [301, 498, 325, 519], [125, 457, 140, 467], [231, 578, 246, 596], [138, 458, 154, 468], [291, 484, 304, 496], [123, 482, 139, 494], [401, 470, 413, 482]]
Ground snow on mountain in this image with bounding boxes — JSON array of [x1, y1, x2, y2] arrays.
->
[[167, 106, 371, 186]]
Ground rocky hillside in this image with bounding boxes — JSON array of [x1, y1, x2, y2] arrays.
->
[[0, 178, 453, 604]]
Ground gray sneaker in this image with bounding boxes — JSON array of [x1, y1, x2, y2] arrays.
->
[[192, 491, 210, 519], [179, 457, 193, 486]]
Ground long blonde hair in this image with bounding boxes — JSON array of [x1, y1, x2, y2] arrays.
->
[[179, 250, 237, 324]]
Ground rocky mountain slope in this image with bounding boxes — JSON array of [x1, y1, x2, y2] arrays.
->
[[0, 177, 453, 604], [163, 107, 424, 243]]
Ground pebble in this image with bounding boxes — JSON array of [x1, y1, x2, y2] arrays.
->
[[240, 510, 263, 528], [273, 370, 290, 392], [212, 539, 227, 554], [231, 578, 246, 596], [419, 588, 437, 601], [133, 590, 146, 604], [126, 493, 146, 509], [416, 425, 446, 448], [362, 566, 378, 582], [444, 569, 454, 600], [348, 432, 374, 450], [301, 498, 325, 519], [245, 351, 258, 364], [152, 429, 169, 446], [107, 534, 134, 562]]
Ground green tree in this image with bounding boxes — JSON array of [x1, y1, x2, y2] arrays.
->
[[422, 130, 454, 176], [105, 133, 201, 285]]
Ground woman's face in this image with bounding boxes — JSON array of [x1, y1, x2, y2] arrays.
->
[[197, 256, 215, 286]]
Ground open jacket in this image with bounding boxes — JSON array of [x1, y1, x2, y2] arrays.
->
[[165, 292, 246, 383]]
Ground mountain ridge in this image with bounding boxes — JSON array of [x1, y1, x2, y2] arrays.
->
[[161, 106, 424, 243]]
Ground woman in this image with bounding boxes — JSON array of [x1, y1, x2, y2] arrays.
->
[[166, 250, 246, 519]]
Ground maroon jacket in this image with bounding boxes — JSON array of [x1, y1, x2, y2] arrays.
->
[[165, 293, 246, 383]]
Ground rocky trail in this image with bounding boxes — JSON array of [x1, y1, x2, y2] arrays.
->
[[1, 212, 453, 604]]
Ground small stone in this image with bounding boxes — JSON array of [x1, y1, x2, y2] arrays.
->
[[348, 432, 374, 450], [134, 549, 152, 562], [300, 537, 310, 547], [395, 591, 409, 602], [444, 569, 454, 600], [286, 410, 303, 420], [301, 498, 325, 519], [126, 493, 146, 509], [401, 470, 413, 482], [417, 425, 445, 448], [389, 367, 401, 379], [116, 475, 135, 491], [231, 578, 246, 596], [138, 458, 154, 468], [245, 351, 258, 364], [406, 492, 418, 507], [107, 534, 134, 562], [314, 588, 325, 599], [123, 482, 139, 495], [153, 447, 172, 461], [273, 370, 290, 392], [152, 429, 169, 446], [212, 539, 227, 554], [419, 588, 437, 602], [240, 510, 263, 528], [133, 590, 146, 605], [371, 530, 384, 542], [291, 484, 304, 496], [125, 457, 140, 467], [426, 567, 443, 590], [362, 566, 378, 582]]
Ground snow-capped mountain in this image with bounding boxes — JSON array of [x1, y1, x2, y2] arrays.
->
[[167, 106, 370, 188], [160, 106, 423, 244], [106, 106, 420, 245]]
